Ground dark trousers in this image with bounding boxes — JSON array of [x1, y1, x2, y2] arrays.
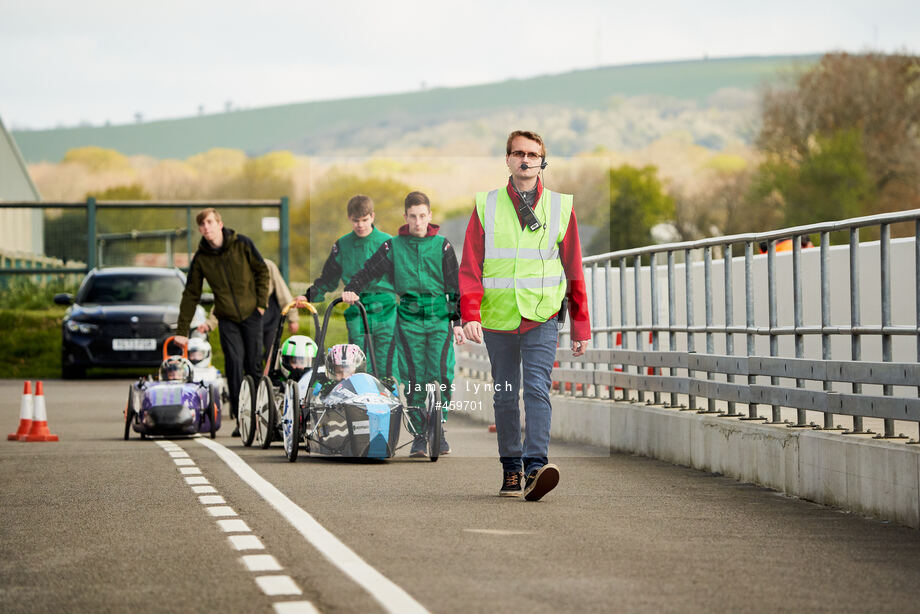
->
[[218, 309, 263, 419], [261, 295, 281, 365]]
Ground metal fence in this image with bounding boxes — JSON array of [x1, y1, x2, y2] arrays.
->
[[0, 198, 290, 282], [457, 208, 920, 441]]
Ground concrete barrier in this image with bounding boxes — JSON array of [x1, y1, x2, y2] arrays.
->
[[453, 373, 920, 528]]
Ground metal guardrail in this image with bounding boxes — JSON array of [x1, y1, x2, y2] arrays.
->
[[457, 208, 920, 440]]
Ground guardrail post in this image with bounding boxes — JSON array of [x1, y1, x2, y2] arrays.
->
[[634, 254, 645, 404], [650, 252, 660, 405], [594, 262, 605, 399], [667, 250, 678, 408], [684, 248, 697, 411], [619, 257, 629, 401], [880, 223, 897, 438], [847, 227, 866, 434], [820, 231, 838, 430], [724, 243, 741, 417], [791, 236, 809, 427], [767, 240, 782, 424], [606, 259, 615, 400], [742, 241, 762, 420], [700, 246, 719, 414]]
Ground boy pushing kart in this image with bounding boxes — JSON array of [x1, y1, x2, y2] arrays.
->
[[304, 195, 399, 381], [343, 191, 464, 457]]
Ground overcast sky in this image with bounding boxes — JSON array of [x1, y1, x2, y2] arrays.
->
[[1, 0, 916, 130]]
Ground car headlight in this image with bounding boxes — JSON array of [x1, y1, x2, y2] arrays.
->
[[65, 320, 100, 335]]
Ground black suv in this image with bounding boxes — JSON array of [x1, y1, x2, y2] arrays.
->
[[55, 267, 210, 379]]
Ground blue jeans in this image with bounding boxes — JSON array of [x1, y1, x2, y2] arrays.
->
[[483, 319, 558, 475]]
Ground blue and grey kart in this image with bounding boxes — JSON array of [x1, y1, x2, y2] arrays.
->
[[123, 337, 221, 440], [280, 298, 442, 462], [238, 300, 322, 449]]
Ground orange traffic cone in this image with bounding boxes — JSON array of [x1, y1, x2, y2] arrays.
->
[[8, 381, 33, 441], [24, 381, 58, 442]]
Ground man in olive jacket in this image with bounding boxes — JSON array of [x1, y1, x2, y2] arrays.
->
[[175, 208, 269, 434]]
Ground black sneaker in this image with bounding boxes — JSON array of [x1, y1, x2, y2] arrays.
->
[[499, 471, 524, 497], [231, 426, 240, 437], [523, 464, 559, 501]]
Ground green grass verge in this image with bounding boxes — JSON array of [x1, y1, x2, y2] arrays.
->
[[0, 309, 67, 379]]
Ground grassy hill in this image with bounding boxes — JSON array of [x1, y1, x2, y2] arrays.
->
[[13, 55, 816, 163]]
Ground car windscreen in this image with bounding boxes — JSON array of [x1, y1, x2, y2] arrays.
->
[[79, 274, 184, 305]]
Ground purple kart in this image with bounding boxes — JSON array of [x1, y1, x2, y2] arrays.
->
[[123, 336, 221, 440]]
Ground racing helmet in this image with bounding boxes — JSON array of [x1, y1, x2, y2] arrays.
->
[[280, 335, 318, 381], [159, 356, 193, 382], [325, 343, 366, 381], [187, 337, 212, 368]]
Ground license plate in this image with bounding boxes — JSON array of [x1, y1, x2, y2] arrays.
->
[[112, 338, 156, 351]]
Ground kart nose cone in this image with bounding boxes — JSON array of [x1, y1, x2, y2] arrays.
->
[[146, 404, 194, 428]]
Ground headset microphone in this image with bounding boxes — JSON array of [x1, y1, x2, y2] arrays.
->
[[520, 160, 548, 170]]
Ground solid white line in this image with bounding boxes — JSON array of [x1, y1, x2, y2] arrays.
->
[[206, 505, 237, 517], [195, 437, 429, 614], [199, 495, 226, 505], [255, 575, 302, 596], [241, 554, 283, 572], [228, 534, 265, 551], [191, 485, 218, 494], [463, 529, 535, 536], [273, 602, 321, 614], [217, 519, 251, 533]]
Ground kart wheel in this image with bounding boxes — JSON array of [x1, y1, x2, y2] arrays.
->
[[255, 376, 276, 449], [282, 380, 301, 463], [426, 383, 442, 462], [123, 390, 135, 441], [207, 383, 221, 439], [238, 375, 256, 447]]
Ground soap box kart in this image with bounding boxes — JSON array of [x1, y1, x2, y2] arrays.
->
[[278, 298, 443, 462], [238, 299, 322, 449], [123, 336, 222, 440]]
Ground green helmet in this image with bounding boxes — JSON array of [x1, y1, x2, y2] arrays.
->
[[280, 335, 318, 381]]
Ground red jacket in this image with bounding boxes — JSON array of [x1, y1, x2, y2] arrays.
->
[[459, 178, 591, 341]]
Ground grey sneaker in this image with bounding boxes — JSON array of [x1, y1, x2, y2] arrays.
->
[[409, 437, 428, 458], [523, 464, 559, 501], [499, 471, 524, 497]]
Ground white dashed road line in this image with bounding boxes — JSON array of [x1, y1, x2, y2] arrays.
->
[[154, 440, 312, 611], [194, 436, 430, 614]]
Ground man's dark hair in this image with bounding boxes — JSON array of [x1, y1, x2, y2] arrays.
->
[[404, 191, 430, 212], [347, 195, 374, 219]]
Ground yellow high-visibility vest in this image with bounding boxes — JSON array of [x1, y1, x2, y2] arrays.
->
[[475, 187, 573, 330]]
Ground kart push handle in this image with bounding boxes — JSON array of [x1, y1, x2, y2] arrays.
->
[[262, 299, 323, 378], [282, 299, 318, 317], [162, 336, 188, 360]]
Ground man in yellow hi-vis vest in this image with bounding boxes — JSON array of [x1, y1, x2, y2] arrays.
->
[[459, 130, 591, 501]]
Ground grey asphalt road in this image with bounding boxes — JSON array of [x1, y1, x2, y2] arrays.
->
[[3, 378, 920, 614]]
